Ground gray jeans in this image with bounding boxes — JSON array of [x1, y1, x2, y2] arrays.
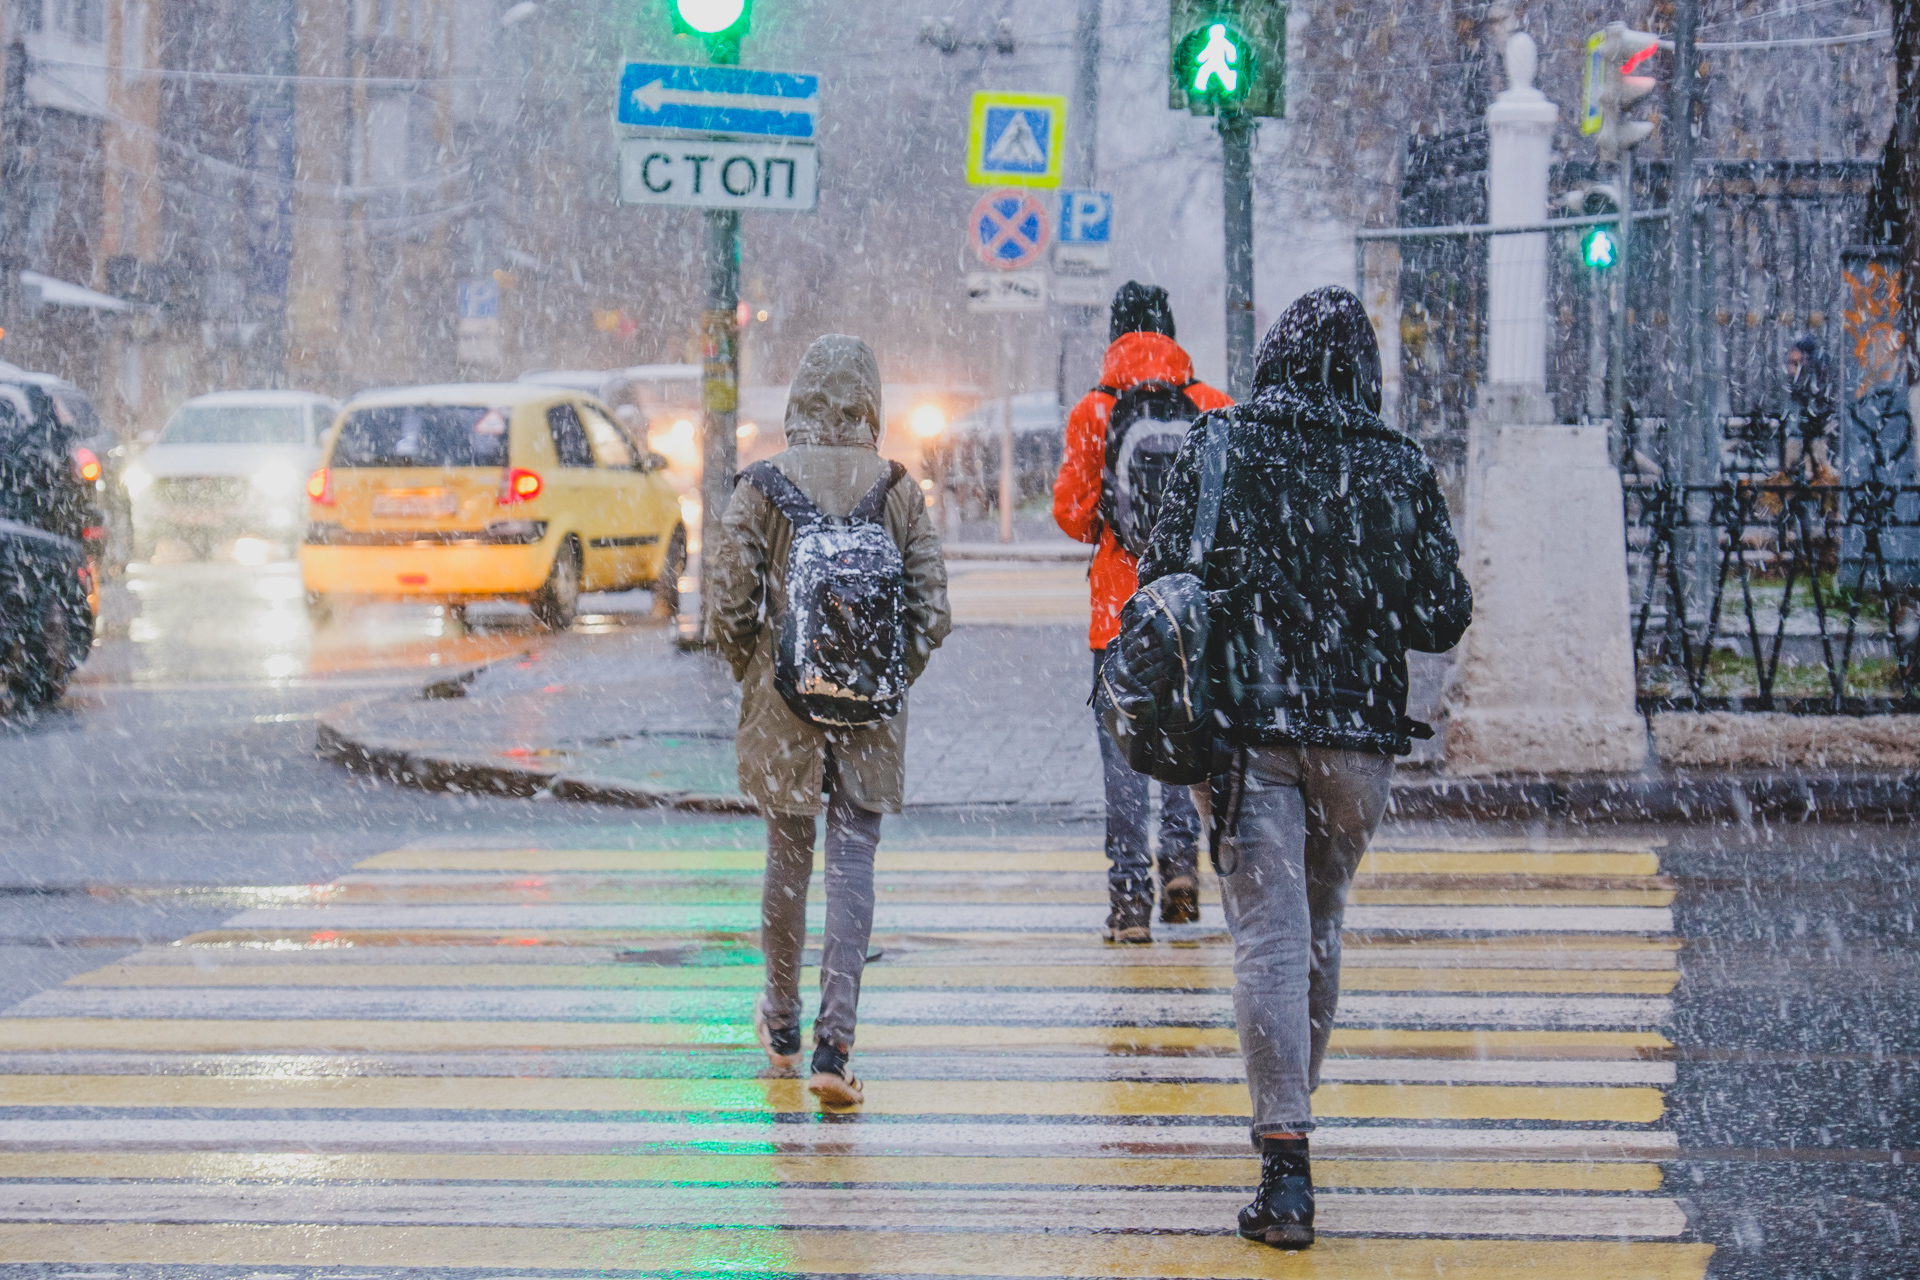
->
[[760, 780, 882, 1052], [1094, 650, 1200, 891], [1191, 743, 1393, 1142]]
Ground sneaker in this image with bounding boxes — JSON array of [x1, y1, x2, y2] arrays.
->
[[1238, 1138, 1314, 1249], [1160, 873, 1199, 924], [753, 999, 802, 1072], [1105, 885, 1153, 944], [807, 1039, 864, 1107]]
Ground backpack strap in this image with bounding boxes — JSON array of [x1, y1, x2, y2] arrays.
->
[[1185, 416, 1229, 572], [849, 461, 909, 524], [739, 460, 825, 530]]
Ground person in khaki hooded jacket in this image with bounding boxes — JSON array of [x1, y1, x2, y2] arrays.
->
[[709, 334, 951, 1106]]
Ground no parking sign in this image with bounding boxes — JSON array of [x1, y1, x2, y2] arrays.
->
[[969, 189, 1051, 270]]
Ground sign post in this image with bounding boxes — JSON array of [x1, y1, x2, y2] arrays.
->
[[616, 51, 817, 637], [967, 188, 1052, 543], [966, 93, 1065, 543], [456, 277, 501, 366], [1053, 189, 1111, 306]]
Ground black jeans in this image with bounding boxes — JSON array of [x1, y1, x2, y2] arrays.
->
[[1094, 647, 1201, 893]]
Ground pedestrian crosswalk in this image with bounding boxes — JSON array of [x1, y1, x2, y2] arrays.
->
[[0, 837, 1712, 1276]]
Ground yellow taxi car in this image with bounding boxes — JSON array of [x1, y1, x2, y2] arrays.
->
[[299, 384, 685, 628]]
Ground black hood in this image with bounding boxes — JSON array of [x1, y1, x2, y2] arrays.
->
[[1251, 286, 1383, 414], [1109, 281, 1176, 343]]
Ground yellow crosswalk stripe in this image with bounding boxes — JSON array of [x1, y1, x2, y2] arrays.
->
[[1360, 850, 1663, 875], [0, 1223, 1714, 1276], [0, 1152, 1667, 1191]]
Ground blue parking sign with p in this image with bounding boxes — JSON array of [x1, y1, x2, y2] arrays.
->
[[1059, 191, 1112, 245], [458, 278, 499, 321]]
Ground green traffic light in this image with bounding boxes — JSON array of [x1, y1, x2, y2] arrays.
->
[[672, 0, 745, 33], [1582, 225, 1618, 269], [1173, 20, 1256, 105]]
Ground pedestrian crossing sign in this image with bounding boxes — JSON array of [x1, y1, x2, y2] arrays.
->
[[967, 91, 1067, 188]]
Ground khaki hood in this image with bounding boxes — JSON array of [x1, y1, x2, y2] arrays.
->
[[783, 334, 883, 449]]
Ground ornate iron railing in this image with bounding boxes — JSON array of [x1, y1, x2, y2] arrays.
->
[[1624, 369, 1920, 715], [1627, 477, 1920, 713]]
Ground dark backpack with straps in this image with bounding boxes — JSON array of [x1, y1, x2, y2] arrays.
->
[[739, 460, 910, 729], [1098, 379, 1201, 556], [1093, 414, 1229, 785]]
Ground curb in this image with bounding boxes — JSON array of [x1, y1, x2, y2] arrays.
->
[[1388, 768, 1920, 823], [318, 689, 1920, 825], [942, 543, 1089, 563], [315, 710, 759, 815]]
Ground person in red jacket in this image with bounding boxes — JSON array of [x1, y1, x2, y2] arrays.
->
[[1054, 282, 1234, 942]]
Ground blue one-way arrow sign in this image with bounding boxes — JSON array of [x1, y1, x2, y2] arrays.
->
[[617, 62, 818, 140]]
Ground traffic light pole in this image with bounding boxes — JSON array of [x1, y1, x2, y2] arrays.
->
[[698, 209, 740, 641], [1219, 113, 1255, 400], [1668, 0, 1717, 636], [1670, 0, 1703, 484], [1062, 0, 1104, 402], [694, 34, 742, 643], [1611, 147, 1632, 447]]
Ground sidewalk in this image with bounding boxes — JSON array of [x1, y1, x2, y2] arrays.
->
[[320, 620, 1104, 813], [317, 563, 1920, 823]]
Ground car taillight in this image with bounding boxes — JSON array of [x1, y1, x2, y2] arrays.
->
[[74, 446, 101, 483], [497, 468, 542, 505], [306, 467, 334, 506]]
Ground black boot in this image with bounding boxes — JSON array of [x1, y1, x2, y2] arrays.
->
[[1104, 880, 1152, 943], [1238, 1137, 1313, 1249], [1159, 862, 1199, 924]]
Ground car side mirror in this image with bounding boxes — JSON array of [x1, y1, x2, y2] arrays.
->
[[643, 451, 669, 472]]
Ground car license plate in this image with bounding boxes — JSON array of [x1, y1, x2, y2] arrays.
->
[[372, 490, 456, 518]]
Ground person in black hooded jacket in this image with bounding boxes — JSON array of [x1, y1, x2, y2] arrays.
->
[[1138, 286, 1471, 1249]]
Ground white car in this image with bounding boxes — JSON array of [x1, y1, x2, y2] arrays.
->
[[124, 390, 341, 558]]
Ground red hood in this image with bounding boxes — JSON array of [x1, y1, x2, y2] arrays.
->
[[1098, 332, 1196, 391]]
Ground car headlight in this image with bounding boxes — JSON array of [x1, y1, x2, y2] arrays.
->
[[122, 465, 152, 496], [252, 461, 300, 492]]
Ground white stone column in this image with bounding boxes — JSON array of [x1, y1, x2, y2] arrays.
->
[[1481, 34, 1556, 425], [1445, 34, 1649, 776]]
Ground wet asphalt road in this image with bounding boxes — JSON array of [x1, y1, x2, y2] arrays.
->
[[0, 556, 1914, 1277]]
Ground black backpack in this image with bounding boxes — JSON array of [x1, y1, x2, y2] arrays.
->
[[740, 460, 910, 729], [1094, 415, 1228, 785], [1098, 379, 1201, 556]]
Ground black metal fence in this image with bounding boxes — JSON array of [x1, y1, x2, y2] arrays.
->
[[1395, 136, 1878, 499], [1624, 391, 1920, 714]]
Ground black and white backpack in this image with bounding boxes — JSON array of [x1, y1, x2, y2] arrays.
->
[[1098, 379, 1201, 556], [740, 460, 910, 729]]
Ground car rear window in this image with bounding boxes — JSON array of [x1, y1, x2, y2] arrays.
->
[[161, 405, 308, 445], [331, 405, 509, 468]]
